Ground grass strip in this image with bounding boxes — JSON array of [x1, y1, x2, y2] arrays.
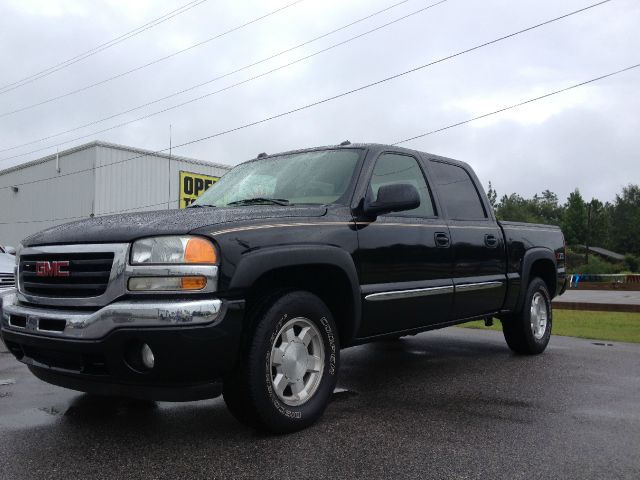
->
[[458, 310, 640, 344]]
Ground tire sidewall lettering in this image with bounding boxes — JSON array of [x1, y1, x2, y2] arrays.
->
[[320, 316, 337, 376]]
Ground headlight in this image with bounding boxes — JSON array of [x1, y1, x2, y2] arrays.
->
[[131, 236, 218, 265]]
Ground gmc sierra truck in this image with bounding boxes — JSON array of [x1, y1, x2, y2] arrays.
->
[[0, 143, 566, 433]]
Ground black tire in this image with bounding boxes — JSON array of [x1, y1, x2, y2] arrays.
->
[[223, 291, 339, 433], [501, 277, 552, 355]]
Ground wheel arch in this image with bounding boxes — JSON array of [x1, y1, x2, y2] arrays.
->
[[229, 245, 361, 347], [515, 248, 557, 312]]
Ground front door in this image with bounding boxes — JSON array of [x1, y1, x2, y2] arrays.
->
[[355, 152, 453, 338]]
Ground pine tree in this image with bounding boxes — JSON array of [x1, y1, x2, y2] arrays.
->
[[487, 182, 498, 210], [562, 189, 587, 245], [611, 185, 640, 255]]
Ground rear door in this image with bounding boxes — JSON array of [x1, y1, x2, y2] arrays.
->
[[428, 160, 507, 319], [354, 151, 453, 337]]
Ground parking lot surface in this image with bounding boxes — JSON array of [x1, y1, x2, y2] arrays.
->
[[1, 328, 639, 480], [555, 289, 640, 305]]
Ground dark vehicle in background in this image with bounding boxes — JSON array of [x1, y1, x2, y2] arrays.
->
[[1, 143, 566, 433]]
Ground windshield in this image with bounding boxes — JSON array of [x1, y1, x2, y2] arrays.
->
[[194, 149, 361, 207]]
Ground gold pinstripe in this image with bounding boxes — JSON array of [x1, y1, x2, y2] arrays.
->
[[210, 222, 357, 236], [209, 221, 456, 236], [207, 220, 548, 236]]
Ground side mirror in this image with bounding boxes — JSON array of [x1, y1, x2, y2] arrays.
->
[[5, 246, 16, 255], [364, 183, 420, 217]]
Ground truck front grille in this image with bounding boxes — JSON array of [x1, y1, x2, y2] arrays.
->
[[20, 252, 114, 298], [0, 273, 15, 289]]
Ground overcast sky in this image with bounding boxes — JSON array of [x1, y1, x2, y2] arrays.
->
[[0, 0, 638, 203]]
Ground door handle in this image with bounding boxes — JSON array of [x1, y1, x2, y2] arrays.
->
[[484, 234, 498, 248], [435, 232, 450, 248]]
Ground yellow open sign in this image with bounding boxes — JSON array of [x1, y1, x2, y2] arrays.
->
[[179, 171, 219, 208]]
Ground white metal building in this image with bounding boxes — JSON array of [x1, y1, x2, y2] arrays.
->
[[0, 141, 231, 246]]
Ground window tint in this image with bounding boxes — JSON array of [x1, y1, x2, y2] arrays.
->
[[369, 153, 435, 217], [430, 161, 487, 220]]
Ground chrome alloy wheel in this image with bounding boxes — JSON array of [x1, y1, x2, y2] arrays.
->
[[270, 317, 325, 407], [530, 292, 548, 340]]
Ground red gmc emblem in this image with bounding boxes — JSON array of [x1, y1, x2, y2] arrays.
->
[[35, 261, 70, 277]]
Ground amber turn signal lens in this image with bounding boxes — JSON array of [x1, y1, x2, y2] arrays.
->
[[180, 276, 207, 290], [184, 238, 217, 264]]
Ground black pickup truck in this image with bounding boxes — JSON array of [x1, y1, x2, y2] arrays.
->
[[1, 143, 566, 433]]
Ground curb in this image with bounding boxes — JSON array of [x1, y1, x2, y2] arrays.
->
[[553, 301, 640, 313]]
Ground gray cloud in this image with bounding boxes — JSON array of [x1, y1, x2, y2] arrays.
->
[[0, 0, 638, 203]]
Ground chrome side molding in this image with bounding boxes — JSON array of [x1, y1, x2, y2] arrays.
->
[[365, 285, 453, 302], [455, 281, 503, 292], [365, 280, 503, 302]]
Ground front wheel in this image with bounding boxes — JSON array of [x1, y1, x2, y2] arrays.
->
[[501, 277, 552, 355], [223, 291, 339, 433]]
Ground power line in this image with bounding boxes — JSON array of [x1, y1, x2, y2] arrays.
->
[[0, 0, 209, 95], [0, 0, 446, 157], [0, 0, 412, 119], [0, 0, 306, 102], [1, 62, 638, 225], [0, 1, 623, 193], [0, 0, 610, 163], [392, 63, 640, 145]]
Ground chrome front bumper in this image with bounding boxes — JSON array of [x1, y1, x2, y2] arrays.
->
[[1, 291, 222, 340]]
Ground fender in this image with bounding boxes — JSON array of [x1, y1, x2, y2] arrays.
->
[[514, 247, 557, 313], [229, 244, 362, 344]]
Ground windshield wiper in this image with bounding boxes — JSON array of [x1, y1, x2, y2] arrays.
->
[[227, 197, 290, 206], [187, 204, 215, 208]]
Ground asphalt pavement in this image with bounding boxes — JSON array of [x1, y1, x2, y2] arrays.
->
[[553, 289, 640, 312], [555, 289, 640, 305], [0, 328, 639, 480]]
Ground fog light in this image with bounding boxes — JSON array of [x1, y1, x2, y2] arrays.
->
[[141, 343, 155, 369]]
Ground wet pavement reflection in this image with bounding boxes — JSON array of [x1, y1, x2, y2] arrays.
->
[[1, 328, 639, 479]]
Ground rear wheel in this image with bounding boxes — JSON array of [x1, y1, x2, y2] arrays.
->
[[223, 291, 339, 433], [502, 277, 552, 355]]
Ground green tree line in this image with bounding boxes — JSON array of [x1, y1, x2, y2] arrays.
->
[[487, 183, 640, 260]]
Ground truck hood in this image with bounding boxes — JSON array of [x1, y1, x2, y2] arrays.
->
[[0, 253, 15, 274], [22, 205, 328, 246]]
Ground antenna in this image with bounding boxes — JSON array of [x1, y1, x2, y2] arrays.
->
[[168, 124, 172, 210]]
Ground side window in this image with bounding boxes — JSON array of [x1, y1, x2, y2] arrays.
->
[[430, 161, 487, 220], [369, 153, 435, 217]]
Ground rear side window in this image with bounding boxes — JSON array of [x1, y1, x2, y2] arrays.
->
[[369, 153, 435, 217], [430, 161, 487, 220]]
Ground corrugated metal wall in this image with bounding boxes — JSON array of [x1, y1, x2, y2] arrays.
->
[[0, 143, 231, 246], [0, 148, 95, 246], [93, 145, 230, 214]]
